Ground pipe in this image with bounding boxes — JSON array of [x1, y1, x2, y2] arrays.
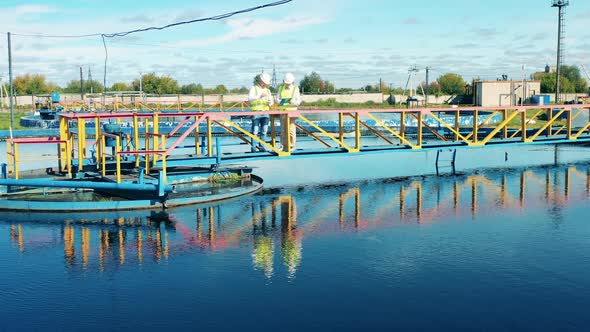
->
[[0, 178, 174, 193]]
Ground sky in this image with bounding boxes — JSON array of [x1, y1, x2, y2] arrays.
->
[[0, 0, 589, 89]]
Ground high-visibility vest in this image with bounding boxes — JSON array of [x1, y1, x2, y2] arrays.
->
[[251, 85, 270, 111], [278, 84, 298, 111]]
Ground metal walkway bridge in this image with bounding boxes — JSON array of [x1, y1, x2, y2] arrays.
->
[[4, 104, 590, 184]]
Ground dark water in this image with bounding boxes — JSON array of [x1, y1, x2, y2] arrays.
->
[[2, 164, 590, 331]]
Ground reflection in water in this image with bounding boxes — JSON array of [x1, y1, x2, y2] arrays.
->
[[4, 165, 590, 279]]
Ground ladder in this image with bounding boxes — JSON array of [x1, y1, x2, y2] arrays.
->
[[435, 149, 457, 176]]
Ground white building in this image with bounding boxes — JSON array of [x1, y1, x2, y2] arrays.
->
[[473, 80, 541, 107]]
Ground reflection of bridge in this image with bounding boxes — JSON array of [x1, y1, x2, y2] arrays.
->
[[5, 164, 589, 278]]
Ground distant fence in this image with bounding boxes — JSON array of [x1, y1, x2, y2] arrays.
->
[[2, 92, 588, 110], [0, 93, 466, 108]]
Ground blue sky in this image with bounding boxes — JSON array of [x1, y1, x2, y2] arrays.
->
[[1, 0, 589, 89]]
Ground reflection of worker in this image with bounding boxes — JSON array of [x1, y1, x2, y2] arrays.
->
[[248, 73, 274, 152], [251, 201, 274, 279], [280, 196, 302, 278], [276, 73, 301, 151]]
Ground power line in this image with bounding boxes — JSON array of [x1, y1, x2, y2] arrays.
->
[[8, 0, 293, 39]]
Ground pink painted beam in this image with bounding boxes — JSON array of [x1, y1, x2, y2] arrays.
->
[[165, 115, 208, 155], [167, 116, 192, 138], [7, 137, 67, 144]]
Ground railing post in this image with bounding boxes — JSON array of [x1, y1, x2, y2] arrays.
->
[[502, 109, 508, 139], [13, 143, 19, 180], [95, 117, 101, 169], [6, 141, 12, 176], [473, 109, 478, 144], [417, 111, 423, 148], [400, 111, 406, 144], [201, 136, 206, 155], [133, 114, 140, 167], [354, 112, 360, 151], [195, 115, 200, 155], [145, 133, 150, 175], [271, 114, 276, 148], [115, 136, 121, 183], [58, 116, 69, 172], [521, 110, 527, 142], [547, 107, 553, 137], [215, 137, 221, 166], [77, 118, 86, 173], [101, 135, 106, 177], [153, 113, 159, 164], [65, 141, 72, 179], [144, 116, 149, 165], [161, 155, 167, 183], [339, 111, 344, 143], [567, 108, 572, 139], [454, 110, 460, 141], [207, 116, 212, 157]]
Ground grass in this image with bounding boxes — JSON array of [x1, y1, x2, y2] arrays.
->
[[0, 111, 28, 130], [209, 172, 242, 184]]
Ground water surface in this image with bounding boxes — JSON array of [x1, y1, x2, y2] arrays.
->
[[1, 164, 590, 330]]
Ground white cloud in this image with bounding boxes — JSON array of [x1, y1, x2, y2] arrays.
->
[[174, 15, 330, 47], [14, 5, 58, 16]]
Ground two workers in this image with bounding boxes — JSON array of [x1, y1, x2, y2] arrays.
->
[[248, 72, 301, 152]]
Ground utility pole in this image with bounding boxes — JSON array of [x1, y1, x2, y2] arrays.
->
[[552, 0, 569, 104], [7, 32, 14, 130], [521, 64, 526, 106], [139, 72, 143, 93], [425, 67, 430, 106], [88, 68, 93, 94], [80, 66, 84, 100], [379, 78, 382, 93]]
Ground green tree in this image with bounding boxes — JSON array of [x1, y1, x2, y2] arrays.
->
[[63, 80, 104, 93], [300, 72, 335, 93], [181, 83, 204, 94], [230, 87, 248, 94], [132, 73, 179, 94], [212, 84, 228, 94], [110, 82, 133, 91], [12, 74, 57, 94], [362, 81, 388, 93], [415, 82, 442, 97], [532, 65, 588, 93], [437, 73, 466, 95]]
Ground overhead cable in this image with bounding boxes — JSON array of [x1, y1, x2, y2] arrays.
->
[[9, 0, 293, 39]]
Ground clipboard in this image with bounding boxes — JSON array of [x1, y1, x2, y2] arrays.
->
[[279, 98, 292, 106]]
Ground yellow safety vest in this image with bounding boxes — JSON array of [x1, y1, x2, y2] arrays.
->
[[251, 85, 270, 111], [278, 85, 298, 111]]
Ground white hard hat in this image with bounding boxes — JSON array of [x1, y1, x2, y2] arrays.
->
[[283, 72, 295, 84], [260, 73, 271, 85]]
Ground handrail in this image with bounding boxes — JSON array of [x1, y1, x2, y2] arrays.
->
[[5, 137, 71, 180]]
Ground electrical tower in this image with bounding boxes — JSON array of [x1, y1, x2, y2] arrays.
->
[[404, 65, 420, 98], [271, 64, 278, 91], [552, 0, 569, 104]]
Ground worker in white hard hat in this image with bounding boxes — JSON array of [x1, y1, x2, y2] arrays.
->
[[276, 72, 301, 152], [248, 73, 274, 152]]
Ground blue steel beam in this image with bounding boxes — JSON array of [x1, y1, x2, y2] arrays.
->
[[0, 178, 174, 194]]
